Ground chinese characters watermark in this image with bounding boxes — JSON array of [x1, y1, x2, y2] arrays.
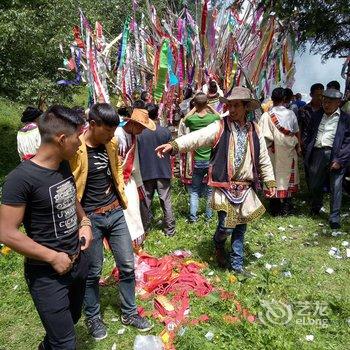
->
[[258, 300, 329, 327]]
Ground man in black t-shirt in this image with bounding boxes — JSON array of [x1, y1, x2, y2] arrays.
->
[[70, 103, 153, 341], [0, 106, 92, 350]]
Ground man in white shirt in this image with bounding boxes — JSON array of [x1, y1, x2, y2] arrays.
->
[[304, 89, 350, 229]]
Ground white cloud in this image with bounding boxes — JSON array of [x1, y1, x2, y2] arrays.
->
[[293, 45, 345, 97]]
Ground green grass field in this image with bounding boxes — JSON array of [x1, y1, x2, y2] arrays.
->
[[0, 99, 349, 350]]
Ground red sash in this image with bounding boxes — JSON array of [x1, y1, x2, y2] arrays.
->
[[123, 135, 136, 183], [269, 112, 297, 136]]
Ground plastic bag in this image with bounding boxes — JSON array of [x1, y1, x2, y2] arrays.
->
[[133, 335, 163, 350]]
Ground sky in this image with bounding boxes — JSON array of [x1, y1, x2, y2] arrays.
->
[[293, 47, 346, 99]]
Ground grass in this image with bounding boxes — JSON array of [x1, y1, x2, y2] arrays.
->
[[0, 97, 349, 349], [1, 181, 349, 350], [0, 97, 23, 185]]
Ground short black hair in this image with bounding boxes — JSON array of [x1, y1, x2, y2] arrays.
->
[[72, 106, 86, 120], [133, 99, 146, 109], [208, 80, 218, 94], [183, 85, 193, 100], [271, 87, 285, 104], [284, 88, 294, 102], [140, 91, 150, 102], [146, 103, 159, 120], [310, 83, 324, 95], [117, 106, 132, 117], [38, 105, 84, 143], [326, 80, 340, 91], [88, 103, 119, 127]]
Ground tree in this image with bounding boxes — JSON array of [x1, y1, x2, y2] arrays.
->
[[0, 0, 182, 104], [0, 0, 131, 104], [271, 0, 349, 58]]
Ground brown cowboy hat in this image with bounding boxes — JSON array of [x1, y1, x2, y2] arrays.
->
[[124, 108, 156, 131], [219, 86, 260, 112]]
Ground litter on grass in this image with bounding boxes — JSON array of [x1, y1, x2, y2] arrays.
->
[[133, 335, 163, 350], [117, 328, 126, 335], [205, 331, 214, 341], [305, 334, 314, 342], [177, 327, 187, 337], [332, 231, 344, 237]]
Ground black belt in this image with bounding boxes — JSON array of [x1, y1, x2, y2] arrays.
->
[[315, 146, 332, 151]]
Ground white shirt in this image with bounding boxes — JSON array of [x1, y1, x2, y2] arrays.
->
[[270, 106, 299, 133], [17, 123, 41, 160], [315, 109, 340, 148]]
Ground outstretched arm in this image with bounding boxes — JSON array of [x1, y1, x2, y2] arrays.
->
[[156, 120, 221, 158]]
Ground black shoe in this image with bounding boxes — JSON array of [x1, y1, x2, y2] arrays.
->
[[231, 268, 253, 278], [38, 342, 45, 350], [215, 247, 227, 268], [86, 316, 107, 341], [330, 222, 341, 230], [164, 231, 176, 237], [310, 208, 321, 216], [121, 314, 154, 332]]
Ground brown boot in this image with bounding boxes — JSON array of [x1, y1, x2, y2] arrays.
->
[[215, 247, 227, 268]]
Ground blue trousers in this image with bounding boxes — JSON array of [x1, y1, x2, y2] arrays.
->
[[213, 211, 247, 270], [84, 207, 137, 319], [189, 160, 212, 222]]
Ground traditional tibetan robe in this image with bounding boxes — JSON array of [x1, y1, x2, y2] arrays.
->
[[173, 117, 275, 227], [119, 131, 145, 243], [259, 106, 299, 198]]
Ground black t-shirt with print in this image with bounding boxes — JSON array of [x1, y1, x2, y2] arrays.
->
[[1, 160, 79, 255], [81, 145, 117, 213]]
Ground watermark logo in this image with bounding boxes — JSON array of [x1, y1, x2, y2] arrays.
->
[[258, 300, 293, 325], [258, 300, 329, 328]]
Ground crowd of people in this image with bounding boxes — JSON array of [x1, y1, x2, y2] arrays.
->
[[0, 78, 349, 349]]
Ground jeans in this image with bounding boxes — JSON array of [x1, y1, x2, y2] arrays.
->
[[308, 148, 345, 224], [189, 160, 212, 222], [140, 178, 176, 236], [84, 207, 137, 319], [213, 211, 247, 270], [24, 252, 88, 350]]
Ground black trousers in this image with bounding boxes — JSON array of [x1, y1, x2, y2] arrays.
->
[[24, 252, 88, 350], [140, 178, 176, 236], [308, 148, 345, 224]]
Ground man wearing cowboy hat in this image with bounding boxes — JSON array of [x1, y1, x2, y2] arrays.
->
[[156, 87, 276, 277], [70, 103, 153, 340], [117, 107, 156, 247], [305, 89, 350, 229]]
